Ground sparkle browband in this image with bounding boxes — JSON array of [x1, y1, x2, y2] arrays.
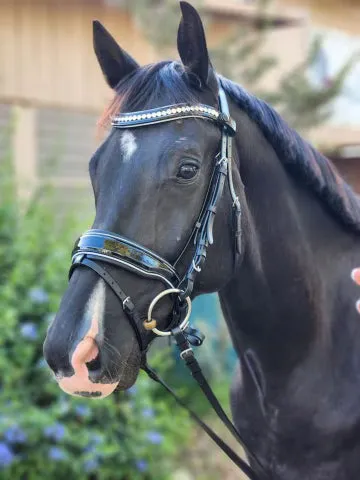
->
[[111, 103, 236, 136]]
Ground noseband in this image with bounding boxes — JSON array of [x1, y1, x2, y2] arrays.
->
[[68, 87, 267, 480], [70, 87, 241, 349]]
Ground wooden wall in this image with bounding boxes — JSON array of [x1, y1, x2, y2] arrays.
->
[[0, 0, 158, 208], [277, 0, 360, 34], [0, 0, 311, 112], [0, 0, 157, 112], [333, 158, 360, 194], [0, 0, 358, 206]]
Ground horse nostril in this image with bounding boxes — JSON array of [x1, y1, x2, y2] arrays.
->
[[86, 353, 102, 372], [71, 336, 99, 371]]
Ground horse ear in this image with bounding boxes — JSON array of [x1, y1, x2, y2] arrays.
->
[[177, 1, 216, 90], [93, 21, 139, 89]]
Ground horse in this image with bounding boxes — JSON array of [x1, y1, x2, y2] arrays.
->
[[43, 2, 360, 478]]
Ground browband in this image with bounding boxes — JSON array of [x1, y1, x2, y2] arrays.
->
[[112, 103, 236, 136]]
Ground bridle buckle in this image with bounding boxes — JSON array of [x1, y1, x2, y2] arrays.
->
[[192, 259, 202, 273], [122, 296, 134, 312], [180, 348, 193, 360], [233, 196, 240, 209]]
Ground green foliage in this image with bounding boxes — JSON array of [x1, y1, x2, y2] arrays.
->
[[212, 14, 357, 133], [274, 38, 360, 131], [0, 134, 191, 479], [126, 0, 183, 53], [209, 0, 276, 95]]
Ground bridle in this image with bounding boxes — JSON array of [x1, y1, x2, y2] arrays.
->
[[69, 86, 268, 480], [70, 87, 242, 349]]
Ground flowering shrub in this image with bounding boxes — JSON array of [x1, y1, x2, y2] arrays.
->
[[0, 140, 191, 479]]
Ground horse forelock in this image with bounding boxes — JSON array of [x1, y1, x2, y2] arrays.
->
[[97, 61, 197, 133]]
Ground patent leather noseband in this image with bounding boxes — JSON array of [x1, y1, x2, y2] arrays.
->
[[71, 230, 179, 288]]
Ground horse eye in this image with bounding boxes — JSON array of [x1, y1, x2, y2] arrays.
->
[[177, 164, 199, 180]]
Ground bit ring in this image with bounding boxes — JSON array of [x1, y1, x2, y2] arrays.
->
[[145, 288, 192, 337]]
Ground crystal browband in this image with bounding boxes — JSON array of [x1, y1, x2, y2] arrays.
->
[[111, 103, 236, 136]]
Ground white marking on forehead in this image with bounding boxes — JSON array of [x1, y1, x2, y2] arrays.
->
[[84, 279, 106, 339], [120, 131, 137, 163]]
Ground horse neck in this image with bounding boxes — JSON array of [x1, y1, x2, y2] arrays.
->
[[219, 108, 359, 377]]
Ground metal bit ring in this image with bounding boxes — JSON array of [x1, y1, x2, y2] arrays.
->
[[145, 288, 192, 337]]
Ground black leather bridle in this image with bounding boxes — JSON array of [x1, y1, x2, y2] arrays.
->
[[69, 87, 268, 480]]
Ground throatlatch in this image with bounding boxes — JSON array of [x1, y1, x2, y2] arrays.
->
[[69, 87, 268, 480]]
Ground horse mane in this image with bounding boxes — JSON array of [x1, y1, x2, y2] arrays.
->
[[220, 76, 360, 235], [98, 60, 360, 234]]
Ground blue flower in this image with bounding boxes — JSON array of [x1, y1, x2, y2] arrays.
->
[[142, 407, 154, 419], [84, 444, 94, 454], [4, 426, 27, 444], [48, 447, 66, 461], [44, 423, 66, 441], [128, 385, 137, 395], [135, 459, 148, 472], [87, 434, 104, 449], [29, 287, 49, 304], [20, 322, 38, 340], [0, 443, 15, 468], [36, 358, 47, 369], [91, 434, 104, 445], [58, 396, 70, 414], [85, 434, 104, 453], [84, 458, 99, 472], [75, 405, 91, 418], [146, 431, 163, 445]]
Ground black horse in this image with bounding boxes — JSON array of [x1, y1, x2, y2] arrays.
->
[[44, 2, 360, 478]]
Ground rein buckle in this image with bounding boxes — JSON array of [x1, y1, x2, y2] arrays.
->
[[122, 296, 134, 312], [180, 348, 193, 360]]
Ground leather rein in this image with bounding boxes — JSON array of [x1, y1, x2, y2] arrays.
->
[[69, 87, 268, 480]]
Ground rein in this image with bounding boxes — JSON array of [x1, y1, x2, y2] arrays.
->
[[69, 87, 268, 479]]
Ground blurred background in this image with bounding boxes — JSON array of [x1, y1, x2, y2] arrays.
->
[[0, 0, 359, 479]]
